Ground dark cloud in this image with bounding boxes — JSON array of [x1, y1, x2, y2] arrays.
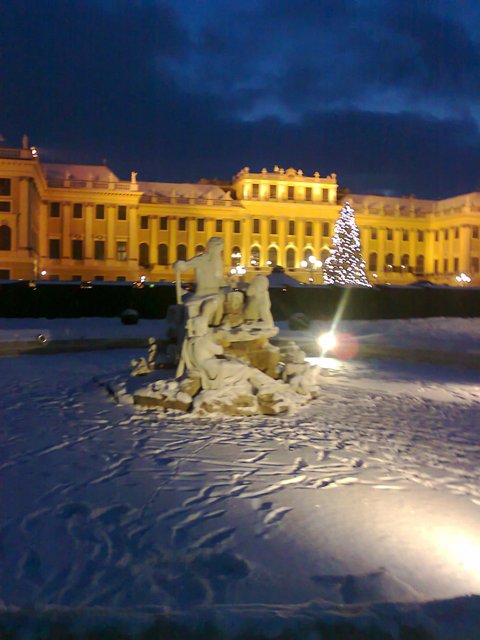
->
[[1, 0, 480, 199]]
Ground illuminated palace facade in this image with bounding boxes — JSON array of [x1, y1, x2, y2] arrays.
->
[[1, 138, 480, 285]]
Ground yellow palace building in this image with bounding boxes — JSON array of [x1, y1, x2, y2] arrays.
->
[[1, 137, 479, 285]]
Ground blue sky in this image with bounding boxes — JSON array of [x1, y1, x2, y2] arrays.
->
[[2, 0, 480, 198]]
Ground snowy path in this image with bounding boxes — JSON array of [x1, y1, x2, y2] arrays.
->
[[0, 349, 479, 616]]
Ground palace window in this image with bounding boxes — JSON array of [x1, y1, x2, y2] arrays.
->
[[49, 239, 60, 259], [304, 247, 313, 261], [472, 257, 479, 272], [268, 246, 278, 266], [252, 183, 259, 198], [434, 231, 439, 241], [368, 253, 377, 271], [287, 186, 295, 201], [177, 244, 187, 260], [416, 255, 425, 273], [269, 185, 277, 199], [454, 257, 459, 271], [371, 228, 377, 240], [197, 219, 205, 232], [160, 216, 168, 230], [0, 178, 11, 196], [384, 253, 394, 271], [196, 245, 205, 254], [158, 243, 168, 265], [323, 222, 330, 237], [386, 228, 393, 241], [443, 258, 448, 272], [118, 206, 127, 221], [117, 241, 127, 261], [94, 240, 105, 260], [233, 220, 241, 233], [401, 254, 409, 268], [288, 220, 295, 235], [250, 246, 260, 266], [270, 220, 277, 234], [434, 259, 439, 274], [417, 230, 424, 242], [0, 202, 11, 212], [140, 216, 149, 229], [306, 221, 313, 236], [231, 246, 241, 267], [0, 269, 10, 279], [253, 218, 260, 234], [139, 242, 149, 267], [72, 239, 83, 260], [0, 225, 12, 251], [286, 247, 296, 268], [215, 219, 222, 232], [322, 188, 329, 202], [116, 276, 126, 282], [444, 229, 449, 241], [94, 275, 104, 281], [305, 187, 312, 202], [403, 230, 408, 241], [50, 202, 60, 218], [320, 248, 330, 263], [73, 203, 83, 218], [95, 204, 105, 220], [473, 226, 479, 239], [178, 217, 186, 231], [454, 227, 459, 239], [72, 275, 82, 281]]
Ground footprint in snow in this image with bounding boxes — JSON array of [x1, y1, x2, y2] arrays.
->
[[190, 527, 236, 550]]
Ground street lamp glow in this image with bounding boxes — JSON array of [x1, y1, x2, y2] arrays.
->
[[318, 331, 336, 353], [308, 255, 316, 264], [40, 270, 47, 276], [300, 260, 308, 268]]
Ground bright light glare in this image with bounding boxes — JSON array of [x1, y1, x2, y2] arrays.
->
[[308, 255, 316, 264], [40, 270, 47, 276], [140, 275, 146, 282], [318, 331, 336, 353], [300, 260, 308, 268]]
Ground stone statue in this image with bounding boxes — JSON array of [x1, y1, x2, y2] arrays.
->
[[244, 275, 274, 327], [177, 315, 247, 389], [131, 171, 137, 184], [174, 236, 225, 298]]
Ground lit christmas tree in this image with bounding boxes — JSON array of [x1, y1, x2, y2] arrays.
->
[[322, 201, 371, 286]]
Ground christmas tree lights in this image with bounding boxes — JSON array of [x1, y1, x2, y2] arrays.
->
[[322, 202, 371, 286]]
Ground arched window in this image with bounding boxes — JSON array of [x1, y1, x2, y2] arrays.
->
[[304, 247, 313, 261], [231, 245, 241, 266], [268, 246, 278, 266], [286, 247, 296, 268], [139, 242, 149, 267], [368, 252, 377, 271], [195, 244, 205, 255], [416, 254, 425, 273], [157, 243, 168, 265], [177, 244, 187, 261], [0, 225, 11, 251], [401, 254, 409, 268], [250, 245, 261, 267], [320, 248, 330, 264], [384, 253, 394, 271]]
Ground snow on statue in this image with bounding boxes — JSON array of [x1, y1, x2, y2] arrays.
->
[[323, 201, 371, 287], [128, 236, 323, 415]]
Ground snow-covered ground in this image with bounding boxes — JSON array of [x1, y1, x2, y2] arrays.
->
[[0, 317, 479, 638]]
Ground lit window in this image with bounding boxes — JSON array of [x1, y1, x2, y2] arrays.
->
[[287, 186, 294, 201], [116, 241, 127, 261], [269, 185, 277, 199], [252, 184, 259, 198], [322, 188, 329, 202], [305, 187, 312, 202]]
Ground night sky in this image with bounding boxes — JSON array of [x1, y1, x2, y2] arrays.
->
[[2, 0, 480, 199]]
